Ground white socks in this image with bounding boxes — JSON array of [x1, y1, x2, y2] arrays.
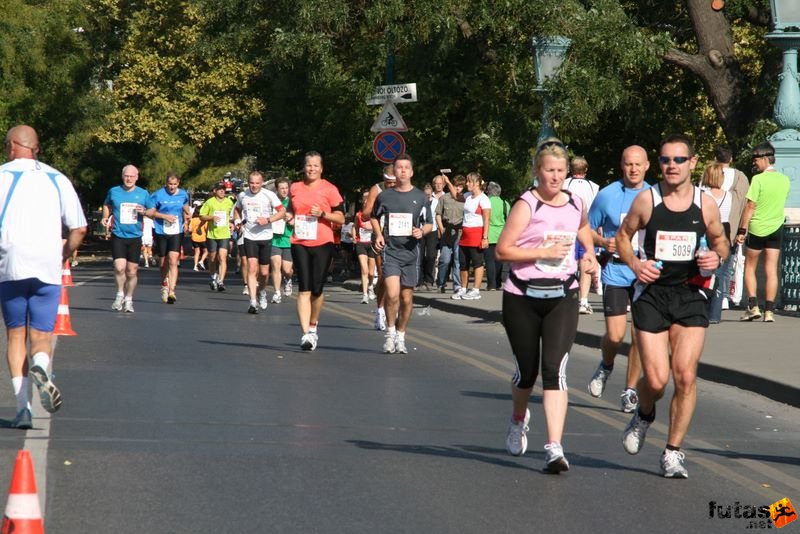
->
[[12, 377, 31, 413]]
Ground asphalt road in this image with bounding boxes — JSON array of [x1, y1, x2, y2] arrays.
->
[[1, 262, 798, 533]]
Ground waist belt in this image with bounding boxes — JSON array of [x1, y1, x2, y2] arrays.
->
[[509, 272, 576, 299]]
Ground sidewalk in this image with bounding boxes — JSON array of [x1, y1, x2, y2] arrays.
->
[[343, 281, 800, 409]]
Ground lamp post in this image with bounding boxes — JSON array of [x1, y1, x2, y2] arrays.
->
[[767, 0, 800, 217], [531, 36, 571, 145]]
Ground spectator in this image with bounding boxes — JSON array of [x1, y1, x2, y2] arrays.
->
[[436, 174, 465, 294], [485, 181, 510, 290], [700, 163, 732, 323]]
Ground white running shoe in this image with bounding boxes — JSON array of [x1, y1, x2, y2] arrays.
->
[[361, 294, 369, 304], [505, 408, 530, 456], [111, 295, 124, 311], [368, 285, 376, 300], [462, 288, 481, 300], [271, 292, 282, 304], [451, 288, 467, 300], [242, 285, 249, 295], [394, 336, 408, 354], [382, 331, 396, 353], [300, 333, 317, 351], [259, 290, 269, 309], [660, 449, 689, 479], [161, 285, 169, 303], [283, 279, 293, 296], [579, 302, 593, 315], [620, 388, 639, 413], [622, 412, 651, 455], [374, 308, 387, 331], [543, 443, 570, 474], [29, 364, 63, 413], [588, 362, 612, 398], [123, 300, 135, 313]]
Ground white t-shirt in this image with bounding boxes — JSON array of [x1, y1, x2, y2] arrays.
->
[[0, 158, 87, 284], [141, 216, 154, 246], [462, 192, 491, 228], [563, 176, 599, 211], [234, 188, 284, 241]]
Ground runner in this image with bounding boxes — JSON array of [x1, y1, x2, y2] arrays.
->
[[353, 190, 377, 304], [234, 171, 285, 314], [371, 154, 432, 354], [288, 151, 345, 351], [190, 203, 209, 271], [102, 165, 149, 312], [199, 182, 236, 291], [270, 177, 294, 303], [145, 172, 191, 304], [361, 165, 396, 330]]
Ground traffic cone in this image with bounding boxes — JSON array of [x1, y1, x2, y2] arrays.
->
[[53, 287, 77, 336], [1, 450, 44, 534], [61, 261, 74, 287]]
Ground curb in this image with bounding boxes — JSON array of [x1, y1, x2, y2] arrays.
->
[[342, 281, 800, 409]]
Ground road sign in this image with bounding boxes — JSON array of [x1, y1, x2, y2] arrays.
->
[[372, 131, 406, 164], [370, 102, 408, 132], [366, 83, 418, 105]]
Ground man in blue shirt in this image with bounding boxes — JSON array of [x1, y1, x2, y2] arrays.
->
[[146, 173, 190, 304], [586, 145, 651, 413], [102, 165, 149, 312]]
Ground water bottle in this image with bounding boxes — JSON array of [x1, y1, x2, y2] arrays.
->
[[697, 236, 713, 277]]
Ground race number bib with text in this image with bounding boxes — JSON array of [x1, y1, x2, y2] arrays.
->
[[655, 231, 696, 262], [120, 203, 139, 225], [294, 215, 318, 240], [536, 230, 577, 274], [388, 213, 413, 237]]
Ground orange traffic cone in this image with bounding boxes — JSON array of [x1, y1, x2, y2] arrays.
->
[[1, 450, 44, 534], [53, 287, 76, 336], [61, 261, 74, 287]]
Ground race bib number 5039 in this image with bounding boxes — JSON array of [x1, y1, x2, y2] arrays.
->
[[655, 231, 696, 262]]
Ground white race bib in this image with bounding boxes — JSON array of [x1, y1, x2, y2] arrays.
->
[[388, 213, 413, 237], [294, 215, 318, 240], [358, 227, 373, 242], [213, 210, 227, 226], [272, 219, 286, 235], [244, 201, 262, 222], [163, 217, 180, 235], [120, 203, 139, 225], [536, 230, 577, 273], [655, 231, 696, 262]]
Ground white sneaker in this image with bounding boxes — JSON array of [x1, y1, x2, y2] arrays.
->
[[505, 408, 530, 456], [283, 279, 293, 296], [259, 290, 269, 310], [462, 288, 481, 300], [361, 294, 369, 304], [161, 285, 169, 303], [451, 288, 467, 300], [193, 265, 199, 272], [374, 308, 387, 331], [382, 331, 396, 353], [123, 300, 135, 313], [271, 292, 282, 304], [242, 285, 249, 295], [543, 443, 570, 473], [111, 295, 124, 311], [578, 302, 593, 315], [620, 388, 639, 413], [588, 362, 612, 398], [368, 285, 376, 300], [660, 449, 689, 479], [622, 412, 651, 455], [300, 332, 317, 351], [394, 335, 408, 354]]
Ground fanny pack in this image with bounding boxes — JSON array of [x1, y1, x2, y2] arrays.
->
[[509, 272, 576, 299]]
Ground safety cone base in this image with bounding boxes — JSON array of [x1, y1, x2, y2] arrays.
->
[[2, 450, 44, 534]]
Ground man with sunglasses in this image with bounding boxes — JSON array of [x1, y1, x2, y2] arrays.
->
[[736, 142, 790, 323], [616, 134, 729, 478]]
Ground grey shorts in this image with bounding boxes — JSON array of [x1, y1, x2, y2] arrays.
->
[[383, 257, 419, 288], [271, 246, 293, 262]]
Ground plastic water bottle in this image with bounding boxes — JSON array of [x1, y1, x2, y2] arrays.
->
[[697, 236, 713, 277]]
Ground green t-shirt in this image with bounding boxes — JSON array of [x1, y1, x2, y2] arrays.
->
[[746, 169, 790, 236], [488, 195, 510, 244], [200, 196, 235, 239], [272, 197, 293, 248]]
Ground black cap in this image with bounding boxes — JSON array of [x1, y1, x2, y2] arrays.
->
[[213, 182, 226, 190]]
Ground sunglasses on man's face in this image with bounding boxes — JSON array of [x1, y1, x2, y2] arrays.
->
[[658, 156, 691, 165]]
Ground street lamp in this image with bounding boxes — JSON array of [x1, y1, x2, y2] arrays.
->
[[770, 0, 800, 32], [531, 36, 571, 145]]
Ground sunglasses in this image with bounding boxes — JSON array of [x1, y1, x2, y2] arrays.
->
[[658, 156, 691, 165]]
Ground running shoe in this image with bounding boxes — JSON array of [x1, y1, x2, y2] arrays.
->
[[247, 304, 258, 314], [622, 412, 651, 455], [198, 261, 206, 271], [271, 292, 281, 305], [167, 293, 177, 304], [660, 449, 689, 479], [579, 302, 593, 315], [361, 294, 369, 304], [209, 279, 218, 291], [123, 300, 135, 313], [111, 295, 124, 311], [193, 265, 199, 272], [462, 288, 481, 300], [505, 408, 530, 456], [260, 291, 270, 309], [11, 408, 32, 430], [283, 279, 293, 296], [740, 305, 762, 321], [382, 331, 396, 353], [300, 332, 317, 351], [71, 259, 78, 267], [588, 362, 612, 398], [242, 284, 249, 295], [763, 310, 775, 323], [374, 308, 387, 331], [368, 285, 376, 300], [161, 285, 169, 303], [620, 388, 639, 413], [543, 443, 570, 474], [29, 364, 63, 413], [394, 336, 408, 354], [451, 287, 467, 300], [217, 282, 226, 292]]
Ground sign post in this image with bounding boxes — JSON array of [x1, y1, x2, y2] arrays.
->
[[372, 131, 406, 164]]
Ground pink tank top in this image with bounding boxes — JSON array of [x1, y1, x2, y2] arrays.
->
[[502, 190, 583, 295]]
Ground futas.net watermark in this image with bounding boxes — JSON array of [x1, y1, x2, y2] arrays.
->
[[709, 498, 797, 529]]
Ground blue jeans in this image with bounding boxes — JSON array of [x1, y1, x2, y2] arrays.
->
[[436, 242, 461, 290], [708, 254, 733, 323]]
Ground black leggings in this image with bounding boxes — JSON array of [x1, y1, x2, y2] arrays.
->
[[502, 290, 579, 390], [291, 243, 334, 297]]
